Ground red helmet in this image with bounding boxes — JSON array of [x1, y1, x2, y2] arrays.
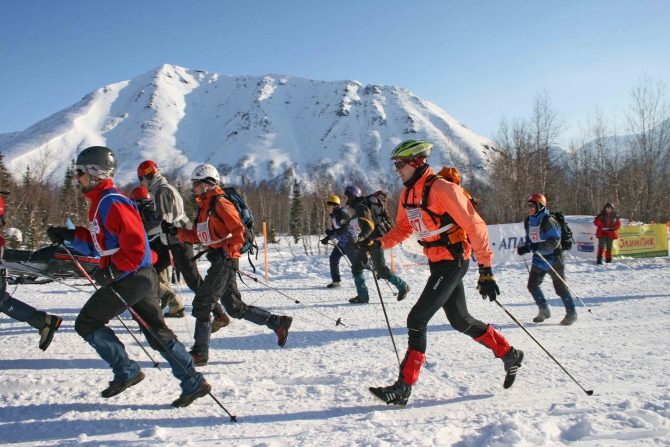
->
[[527, 193, 547, 207], [137, 160, 158, 178], [130, 187, 152, 201], [0, 195, 4, 217]]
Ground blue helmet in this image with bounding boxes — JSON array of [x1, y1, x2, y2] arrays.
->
[[344, 185, 361, 198]]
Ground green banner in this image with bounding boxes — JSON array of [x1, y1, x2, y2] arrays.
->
[[613, 224, 669, 258]]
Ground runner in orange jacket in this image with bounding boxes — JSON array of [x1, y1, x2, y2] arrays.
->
[[368, 140, 524, 406]]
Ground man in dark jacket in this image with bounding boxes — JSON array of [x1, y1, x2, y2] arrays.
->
[[517, 194, 577, 326], [320, 194, 356, 288], [345, 185, 410, 304], [48, 146, 210, 407], [594, 202, 621, 265]]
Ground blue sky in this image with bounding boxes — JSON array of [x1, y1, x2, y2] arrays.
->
[[1, 0, 668, 143]]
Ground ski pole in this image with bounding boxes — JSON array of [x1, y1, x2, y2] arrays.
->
[[366, 252, 401, 367], [522, 254, 530, 273], [221, 261, 345, 327], [494, 299, 594, 396], [59, 245, 162, 369], [536, 253, 593, 314]]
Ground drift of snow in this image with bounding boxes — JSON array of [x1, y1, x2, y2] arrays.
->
[[1, 240, 669, 446]]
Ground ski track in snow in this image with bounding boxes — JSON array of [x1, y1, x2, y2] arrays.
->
[[1, 241, 669, 446]]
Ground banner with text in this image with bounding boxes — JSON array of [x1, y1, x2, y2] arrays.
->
[[613, 224, 669, 258]]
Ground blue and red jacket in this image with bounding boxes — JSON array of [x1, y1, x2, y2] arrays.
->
[[72, 179, 152, 279]]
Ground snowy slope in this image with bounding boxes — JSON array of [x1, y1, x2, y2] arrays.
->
[[1, 241, 669, 446], [0, 65, 496, 189]]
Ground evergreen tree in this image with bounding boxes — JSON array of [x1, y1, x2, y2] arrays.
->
[[267, 221, 279, 243], [289, 179, 303, 243], [0, 151, 13, 192], [310, 202, 320, 235]]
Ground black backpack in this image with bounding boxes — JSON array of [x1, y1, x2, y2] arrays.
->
[[208, 188, 259, 271], [524, 211, 574, 251], [364, 190, 394, 235]]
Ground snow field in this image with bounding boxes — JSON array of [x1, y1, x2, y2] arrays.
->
[[1, 241, 669, 446]]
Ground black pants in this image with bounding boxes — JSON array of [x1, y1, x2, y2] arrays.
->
[[151, 239, 203, 293], [407, 260, 488, 353], [351, 246, 391, 279], [329, 244, 356, 282], [598, 237, 614, 251], [527, 259, 569, 297], [74, 267, 175, 350]]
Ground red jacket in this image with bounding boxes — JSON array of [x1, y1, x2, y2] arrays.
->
[[379, 167, 493, 267], [594, 212, 621, 239], [176, 186, 244, 258]]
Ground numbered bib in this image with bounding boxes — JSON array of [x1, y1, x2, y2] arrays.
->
[[529, 225, 544, 243], [350, 218, 361, 236], [404, 207, 454, 240], [196, 217, 231, 246]]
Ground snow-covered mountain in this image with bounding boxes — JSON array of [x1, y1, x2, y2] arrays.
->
[[0, 64, 496, 190]]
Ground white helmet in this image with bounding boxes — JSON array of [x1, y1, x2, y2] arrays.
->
[[191, 163, 219, 185]]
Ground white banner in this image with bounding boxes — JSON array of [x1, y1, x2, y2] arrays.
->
[[393, 215, 601, 269]]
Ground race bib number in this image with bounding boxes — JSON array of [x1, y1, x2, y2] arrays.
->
[[196, 221, 212, 244], [350, 218, 361, 236], [529, 225, 543, 243], [405, 207, 432, 239]]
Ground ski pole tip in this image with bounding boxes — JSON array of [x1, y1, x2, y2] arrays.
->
[[335, 318, 344, 326], [230, 415, 238, 422], [294, 300, 300, 304], [586, 390, 594, 396]]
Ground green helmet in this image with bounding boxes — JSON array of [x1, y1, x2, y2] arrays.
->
[[390, 140, 433, 159]]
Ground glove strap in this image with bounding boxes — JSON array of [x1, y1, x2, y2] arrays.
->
[[479, 275, 495, 281]]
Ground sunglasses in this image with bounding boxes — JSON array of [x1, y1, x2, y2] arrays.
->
[[192, 180, 203, 188], [74, 166, 87, 178], [527, 203, 537, 208], [394, 159, 413, 169]]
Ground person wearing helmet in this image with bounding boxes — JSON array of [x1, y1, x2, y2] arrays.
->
[[344, 185, 410, 304], [162, 163, 293, 366], [137, 161, 234, 326], [130, 187, 184, 315], [320, 194, 356, 288], [368, 139, 523, 407], [517, 194, 577, 325], [593, 202, 620, 265], [47, 146, 210, 407], [0, 194, 62, 351]]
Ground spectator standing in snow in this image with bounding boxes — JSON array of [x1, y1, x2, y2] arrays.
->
[[368, 140, 523, 406], [0, 194, 62, 351], [345, 185, 410, 304], [162, 163, 292, 367], [47, 146, 210, 407], [320, 194, 357, 288], [517, 194, 577, 326], [593, 202, 621, 265]]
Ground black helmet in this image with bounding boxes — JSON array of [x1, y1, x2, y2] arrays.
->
[[76, 146, 117, 179]]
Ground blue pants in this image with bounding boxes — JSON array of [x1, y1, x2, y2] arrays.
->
[[351, 246, 408, 301], [329, 244, 356, 282], [0, 292, 46, 330]]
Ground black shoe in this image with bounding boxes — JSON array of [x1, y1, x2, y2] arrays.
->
[[164, 308, 185, 318], [560, 311, 578, 326], [39, 314, 62, 351], [501, 348, 524, 389], [369, 380, 412, 406], [396, 286, 411, 302], [275, 316, 293, 348], [189, 350, 209, 366], [532, 305, 551, 323], [348, 296, 369, 304], [596, 257, 603, 265], [101, 371, 145, 398], [211, 313, 231, 333], [172, 381, 212, 408], [326, 282, 341, 288]]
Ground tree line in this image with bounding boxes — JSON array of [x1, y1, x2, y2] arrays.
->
[[1, 77, 666, 251]]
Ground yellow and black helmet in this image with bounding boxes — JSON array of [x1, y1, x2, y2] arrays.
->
[[326, 195, 340, 206], [390, 140, 433, 160]]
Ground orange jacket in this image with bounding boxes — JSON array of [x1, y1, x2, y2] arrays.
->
[[378, 167, 493, 267], [176, 186, 244, 258]]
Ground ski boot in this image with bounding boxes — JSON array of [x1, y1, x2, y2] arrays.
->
[[326, 282, 341, 288], [348, 296, 369, 304], [164, 308, 185, 318], [501, 347, 524, 389], [533, 304, 551, 323], [275, 316, 292, 348], [172, 381, 212, 408], [396, 285, 411, 302], [101, 371, 146, 398], [560, 310, 578, 326], [39, 314, 62, 351], [189, 350, 209, 366], [211, 313, 231, 332], [369, 380, 412, 406]]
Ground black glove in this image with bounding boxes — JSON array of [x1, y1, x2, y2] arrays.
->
[[325, 229, 334, 236], [91, 264, 123, 288], [356, 238, 381, 251], [529, 242, 539, 252], [46, 226, 75, 245], [517, 245, 530, 256], [161, 220, 179, 236], [477, 266, 500, 302], [320, 236, 330, 245]]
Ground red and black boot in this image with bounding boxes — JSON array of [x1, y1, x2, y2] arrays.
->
[[604, 250, 612, 264], [370, 348, 424, 407], [596, 247, 603, 265], [474, 325, 524, 389]]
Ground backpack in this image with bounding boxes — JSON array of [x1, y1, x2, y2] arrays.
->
[[364, 190, 394, 235], [524, 211, 574, 252], [208, 187, 259, 270]]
